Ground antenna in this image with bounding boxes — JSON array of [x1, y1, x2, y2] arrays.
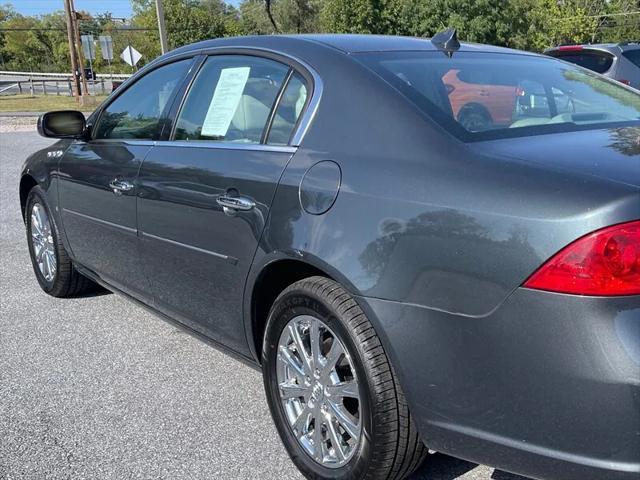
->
[[432, 28, 460, 58]]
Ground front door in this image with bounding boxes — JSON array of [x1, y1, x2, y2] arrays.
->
[[58, 58, 193, 297], [137, 54, 310, 353]]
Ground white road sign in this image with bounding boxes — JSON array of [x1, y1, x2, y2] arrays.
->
[[121, 46, 142, 67]]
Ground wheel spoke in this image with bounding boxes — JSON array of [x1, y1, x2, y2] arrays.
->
[[326, 416, 346, 461], [292, 405, 312, 434], [326, 380, 359, 400], [279, 345, 305, 379], [289, 323, 313, 375], [279, 382, 308, 400], [312, 409, 324, 461], [309, 318, 321, 368], [323, 339, 344, 375], [328, 401, 359, 439]]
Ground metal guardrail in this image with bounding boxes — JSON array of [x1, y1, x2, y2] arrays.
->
[[0, 70, 131, 79]]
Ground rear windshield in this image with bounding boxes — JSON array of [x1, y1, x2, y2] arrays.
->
[[356, 52, 640, 141], [622, 49, 640, 67], [549, 50, 614, 73]]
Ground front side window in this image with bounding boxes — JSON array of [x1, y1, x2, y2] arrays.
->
[[174, 55, 291, 143], [357, 51, 640, 141], [94, 59, 191, 140]]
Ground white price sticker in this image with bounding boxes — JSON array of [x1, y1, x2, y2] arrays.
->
[[201, 67, 251, 138]]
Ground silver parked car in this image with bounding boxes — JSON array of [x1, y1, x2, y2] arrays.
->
[[545, 42, 640, 89]]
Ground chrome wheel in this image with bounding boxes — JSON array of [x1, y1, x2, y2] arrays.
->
[[276, 315, 361, 468], [31, 203, 56, 282]]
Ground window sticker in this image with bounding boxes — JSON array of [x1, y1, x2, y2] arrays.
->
[[202, 67, 251, 138]]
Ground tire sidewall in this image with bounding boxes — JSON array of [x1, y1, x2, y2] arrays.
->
[[263, 285, 374, 480], [26, 187, 60, 294]]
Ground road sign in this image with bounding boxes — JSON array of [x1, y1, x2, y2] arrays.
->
[[121, 46, 142, 67], [99, 35, 113, 61], [81, 35, 95, 60]]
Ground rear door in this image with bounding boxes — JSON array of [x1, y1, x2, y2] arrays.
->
[[136, 53, 310, 352], [58, 58, 193, 297]]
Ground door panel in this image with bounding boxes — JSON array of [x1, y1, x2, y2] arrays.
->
[[59, 141, 152, 296], [137, 144, 294, 353], [57, 57, 194, 298]]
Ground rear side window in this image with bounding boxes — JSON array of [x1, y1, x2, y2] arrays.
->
[[94, 59, 191, 140], [267, 72, 308, 145], [622, 50, 640, 67], [551, 50, 614, 73], [357, 51, 640, 141], [173, 55, 290, 143]]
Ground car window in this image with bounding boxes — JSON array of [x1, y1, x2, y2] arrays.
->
[[267, 72, 308, 145], [356, 51, 640, 141], [94, 59, 191, 140], [622, 50, 640, 67], [173, 55, 290, 143], [551, 51, 614, 74]]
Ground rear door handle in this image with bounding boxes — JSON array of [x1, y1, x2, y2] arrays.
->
[[109, 179, 134, 196], [217, 195, 255, 215]]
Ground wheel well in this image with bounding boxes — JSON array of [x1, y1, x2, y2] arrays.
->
[[19, 175, 38, 221], [251, 259, 330, 361], [458, 102, 492, 120]]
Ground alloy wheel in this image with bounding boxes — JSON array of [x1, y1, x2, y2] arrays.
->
[[276, 314, 361, 468], [31, 203, 57, 282]]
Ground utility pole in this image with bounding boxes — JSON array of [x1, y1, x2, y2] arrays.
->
[[70, 0, 90, 101], [155, 0, 168, 54], [63, 0, 81, 100]]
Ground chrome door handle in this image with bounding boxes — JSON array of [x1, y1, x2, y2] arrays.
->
[[109, 179, 134, 196], [217, 195, 255, 215]]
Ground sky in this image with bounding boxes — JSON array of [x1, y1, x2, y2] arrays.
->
[[10, 0, 241, 19]]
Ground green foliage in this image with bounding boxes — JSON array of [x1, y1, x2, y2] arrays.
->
[[0, 0, 638, 73]]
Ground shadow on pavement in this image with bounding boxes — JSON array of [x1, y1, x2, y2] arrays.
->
[[409, 452, 530, 480]]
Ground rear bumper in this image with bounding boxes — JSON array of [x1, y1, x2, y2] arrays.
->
[[358, 289, 640, 480]]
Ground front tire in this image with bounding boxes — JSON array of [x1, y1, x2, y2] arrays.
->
[[263, 276, 426, 480], [25, 186, 96, 297]]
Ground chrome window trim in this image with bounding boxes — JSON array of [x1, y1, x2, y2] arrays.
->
[[179, 45, 323, 147], [155, 140, 296, 153]]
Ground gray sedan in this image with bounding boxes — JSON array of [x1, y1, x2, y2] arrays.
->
[[20, 32, 640, 480]]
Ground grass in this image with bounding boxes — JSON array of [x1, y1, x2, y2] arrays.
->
[[0, 94, 107, 113]]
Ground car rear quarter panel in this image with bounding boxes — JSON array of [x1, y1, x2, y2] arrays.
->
[[256, 47, 640, 318]]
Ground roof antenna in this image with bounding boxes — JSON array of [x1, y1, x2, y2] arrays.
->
[[432, 28, 460, 58]]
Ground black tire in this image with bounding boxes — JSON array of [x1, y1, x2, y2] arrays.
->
[[263, 276, 427, 480], [25, 186, 96, 297], [457, 104, 492, 132]]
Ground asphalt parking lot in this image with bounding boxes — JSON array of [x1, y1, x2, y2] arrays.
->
[[0, 128, 527, 480]]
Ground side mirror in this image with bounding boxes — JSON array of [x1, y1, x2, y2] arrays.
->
[[37, 110, 86, 139]]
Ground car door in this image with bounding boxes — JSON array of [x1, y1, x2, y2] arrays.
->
[[137, 54, 310, 353], [58, 58, 194, 298]]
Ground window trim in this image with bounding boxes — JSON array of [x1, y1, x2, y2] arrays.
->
[[166, 47, 321, 148], [90, 54, 198, 142]]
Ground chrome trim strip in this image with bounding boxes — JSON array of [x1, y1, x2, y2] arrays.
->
[[154, 140, 296, 153], [62, 208, 137, 234], [141, 231, 238, 265]]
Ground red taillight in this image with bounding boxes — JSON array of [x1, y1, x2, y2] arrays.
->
[[617, 79, 631, 86], [524, 220, 640, 296], [558, 45, 584, 51]]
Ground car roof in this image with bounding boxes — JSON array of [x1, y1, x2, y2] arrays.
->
[[171, 34, 537, 56]]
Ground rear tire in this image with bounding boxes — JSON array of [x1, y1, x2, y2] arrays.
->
[[25, 186, 97, 297], [262, 276, 426, 480]]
